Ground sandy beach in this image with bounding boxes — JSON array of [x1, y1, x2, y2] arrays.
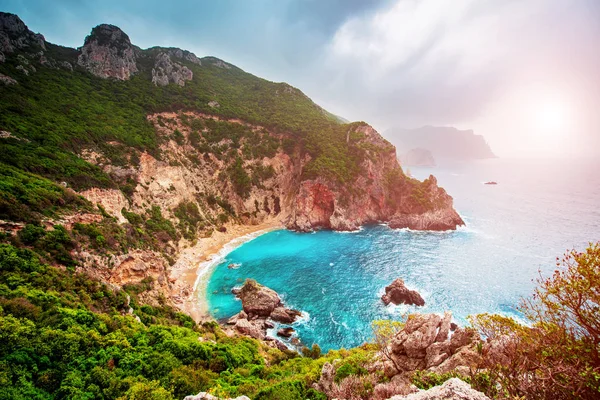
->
[[169, 219, 283, 322]]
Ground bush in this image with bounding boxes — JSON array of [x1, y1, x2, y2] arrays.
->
[[470, 243, 600, 400]]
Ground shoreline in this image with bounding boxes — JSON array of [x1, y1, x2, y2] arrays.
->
[[170, 219, 283, 322]]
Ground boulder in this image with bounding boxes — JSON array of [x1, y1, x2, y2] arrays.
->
[[386, 313, 483, 376], [388, 378, 490, 400], [226, 310, 247, 325], [277, 327, 295, 338], [392, 314, 441, 358], [270, 307, 302, 323], [382, 279, 425, 306], [425, 342, 450, 368], [449, 327, 478, 354], [236, 279, 281, 317], [233, 318, 264, 340], [431, 346, 482, 375]]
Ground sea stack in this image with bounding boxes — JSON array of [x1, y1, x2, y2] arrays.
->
[[381, 278, 425, 306]]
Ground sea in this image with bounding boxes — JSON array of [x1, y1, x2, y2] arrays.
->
[[205, 158, 600, 351]]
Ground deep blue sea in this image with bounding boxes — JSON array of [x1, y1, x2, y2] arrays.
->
[[206, 158, 600, 351]]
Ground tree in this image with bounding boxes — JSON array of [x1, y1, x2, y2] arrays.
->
[[371, 319, 404, 372], [470, 242, 600, 400]]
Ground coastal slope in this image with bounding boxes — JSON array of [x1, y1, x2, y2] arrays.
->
[[0, 13, 462, 313]]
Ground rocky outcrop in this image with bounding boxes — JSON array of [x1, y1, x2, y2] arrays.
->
[[0, 12, 46, 55], [236, 279, 282, 317], [78, 24, 139, 80], [382, 279, 425, 306], [388, 313, 481, 374], [388, 175, 464, 231], [164, 48, 201, 65], [286, 124, 464, 232], [388, 378, 490, 400], [228, 279, 301, 345], [151, 52, 193, 86], [80, 188, 129, 223], [0, 73, 16, 85]]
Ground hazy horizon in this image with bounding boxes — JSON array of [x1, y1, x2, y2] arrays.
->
[[4, 0, 599, 158]]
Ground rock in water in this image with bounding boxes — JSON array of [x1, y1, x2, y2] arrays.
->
[[236, 279, 282, 317], [77, 24, 139, 80], [388, 377, 490, 400], [382, 279, 425, 306], [277, 327, 295, 338], [270, 306, 302, 323]]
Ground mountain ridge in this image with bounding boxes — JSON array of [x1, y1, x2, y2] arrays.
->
[[386, 125, 496, 161]]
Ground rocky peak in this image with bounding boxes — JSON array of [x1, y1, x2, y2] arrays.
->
[[83, 24, 132, 50], [0, 12, 46, 55], [77, 23, 138, 80], [151, 52, 193, 86]]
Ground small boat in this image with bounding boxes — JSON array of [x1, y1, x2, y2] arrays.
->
[[484, 181, 498, 185]]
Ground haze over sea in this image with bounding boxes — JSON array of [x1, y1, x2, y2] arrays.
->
[[207, 158, 600, 351]]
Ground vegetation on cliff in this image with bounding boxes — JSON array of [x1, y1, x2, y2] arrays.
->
[[1, 231, 598, 399]]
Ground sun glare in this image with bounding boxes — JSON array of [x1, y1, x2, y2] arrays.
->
[[534, 98, 571, 135]]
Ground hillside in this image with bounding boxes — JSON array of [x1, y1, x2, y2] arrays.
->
[[0, 12, 468, 400], [385, 126, 496, 161]]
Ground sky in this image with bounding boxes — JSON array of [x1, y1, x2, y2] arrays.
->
[[2, 0, 599, 158]]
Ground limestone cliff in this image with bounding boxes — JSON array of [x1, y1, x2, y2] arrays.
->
[[287, 125, 463, 231], [77, 24, 139, 80]]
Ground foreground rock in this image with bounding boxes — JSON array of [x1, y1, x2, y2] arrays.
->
[[389, 312, 481, 375], [236, 279, 283, 317], [389, 378, 490, 400], [229, 279, 301, 347], [382, 279, 425, 306]]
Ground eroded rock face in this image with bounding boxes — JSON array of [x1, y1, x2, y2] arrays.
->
[[388, 378, 490, 400], [151, 52, 193, 86], [286, 124, 464, 232], [382, 279, 425, 306], [78, 24, 139, 80], [389, 312, 481, 373]]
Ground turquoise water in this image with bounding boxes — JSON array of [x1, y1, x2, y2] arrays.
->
[[206, 158, 600, 351]]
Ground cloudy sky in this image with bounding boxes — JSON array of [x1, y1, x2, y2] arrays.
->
[[3, 0, 600, 157]]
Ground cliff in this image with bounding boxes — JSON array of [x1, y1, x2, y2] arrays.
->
[[386, 126, 496, 161]]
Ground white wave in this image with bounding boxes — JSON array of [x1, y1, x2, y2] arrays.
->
[[294, 310, 311, 325], [333, 225, 364, 234]]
